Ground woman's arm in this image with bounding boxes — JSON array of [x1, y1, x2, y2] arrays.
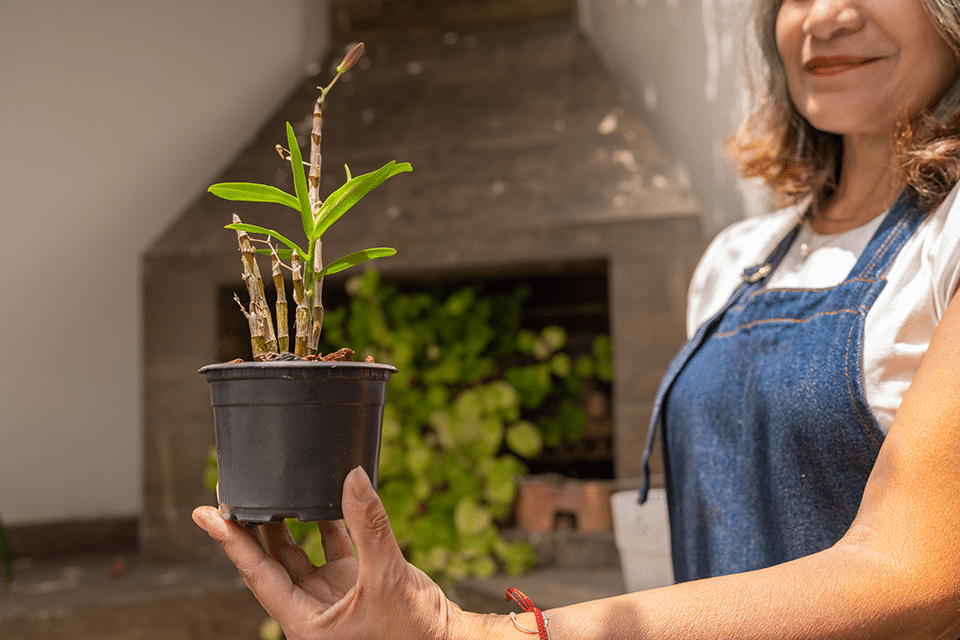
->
[[196, 294, 960, 640], [507, 290, 960, 640]]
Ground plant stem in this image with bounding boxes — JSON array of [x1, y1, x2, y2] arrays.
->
[[233, 215, 277, 356], [308, 45, 358, 218], [308, 238, 324, 355], [271, 246, 289, 353], [308, 93, 323, 219], [291, 253, 309, 357], [234, 293, 268, 360], [300, 45, 365, 351], [306, 71, 327, 350]]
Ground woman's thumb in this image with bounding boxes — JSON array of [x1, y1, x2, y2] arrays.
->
[[341, 466, 406, 579]]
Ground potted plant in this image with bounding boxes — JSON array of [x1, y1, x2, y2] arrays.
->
[[199, 43, 410, 524]]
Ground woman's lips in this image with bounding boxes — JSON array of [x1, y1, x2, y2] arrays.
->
[[804, 55, 882, 77]]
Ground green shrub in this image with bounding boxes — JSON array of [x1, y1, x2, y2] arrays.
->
[[319, 270, 610, 582]]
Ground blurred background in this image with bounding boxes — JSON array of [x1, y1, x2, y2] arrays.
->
[[1, 0, 760, 637]]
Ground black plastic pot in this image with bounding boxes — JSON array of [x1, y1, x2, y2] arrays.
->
[[199, 360, 396, 524]]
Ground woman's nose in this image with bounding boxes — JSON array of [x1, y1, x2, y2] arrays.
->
[[803, 0, 864, 40]]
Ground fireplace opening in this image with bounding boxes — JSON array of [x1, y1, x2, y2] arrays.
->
[[216, 260, 613, 480]]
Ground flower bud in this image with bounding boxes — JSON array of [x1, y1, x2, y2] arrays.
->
[[336, 42, 364, 74]]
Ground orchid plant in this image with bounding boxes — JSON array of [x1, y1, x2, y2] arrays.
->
[[208, 43, 411, 360]]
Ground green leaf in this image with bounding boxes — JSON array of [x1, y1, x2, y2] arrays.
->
[[574, 355, 594, 379], [444, 288, 475, 316], [559, 400, 587, 442], [454, 389, 483, 423], [224, 222, 306, 260], [505, 420, 543, 458], [496, 540, 537, 576], [550, 352, 572, 378], [421, 546, 451, 574], [488, 380, 520, 413], [316, 248, 397, 277], [592, 335, 614, 382], [541, 325, 567, 351], [207, 182, 300, 211], [516, 329, 537, 355], [429, 410, 455, 449], [472, 555, 497, 579], [285, 122, 314, 237], [405, 445, 431, 473], [202, 447, 217, 492], [446, 553, 472, 582], [483, 463, 517, 505], [412, 516, 456, 551], [454, 499, 493, 536], [314, 161, 412, 236]]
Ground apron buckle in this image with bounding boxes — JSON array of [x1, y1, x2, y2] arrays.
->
[[741, 263, 772, 283]]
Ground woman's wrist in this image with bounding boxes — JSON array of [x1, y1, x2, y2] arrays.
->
[[450, 586, 556, 640], [450, 610, 514, 640]]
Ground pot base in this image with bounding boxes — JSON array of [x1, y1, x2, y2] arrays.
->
[[220, 504, 344, 524]]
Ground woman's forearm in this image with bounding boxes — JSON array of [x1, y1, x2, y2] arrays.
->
[[463, 540, 958, 640], [460, 297, 960, 640]]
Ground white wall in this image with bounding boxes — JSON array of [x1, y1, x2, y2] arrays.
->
[[0, 0, 329, 525], [578, 0, 767, 235]]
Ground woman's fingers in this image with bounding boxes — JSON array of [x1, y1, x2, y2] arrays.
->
[[192, 507, 320, 620], [317, 519, 355, 562], [261, 521, 317, 584], [192, 506, 262, 562], [195, 472, 450, 640]]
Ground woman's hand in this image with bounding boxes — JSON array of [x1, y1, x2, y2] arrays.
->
[[192, 467, 482, 640]]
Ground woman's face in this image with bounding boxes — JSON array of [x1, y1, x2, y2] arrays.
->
[[776, 0, 959, 137]]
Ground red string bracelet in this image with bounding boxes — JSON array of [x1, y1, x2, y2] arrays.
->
[[505, 588, 550, 640]]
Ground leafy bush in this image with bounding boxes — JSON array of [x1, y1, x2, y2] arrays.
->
[[319, 270, 610, 582]]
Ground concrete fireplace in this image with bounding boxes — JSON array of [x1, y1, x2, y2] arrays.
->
[[141, 19, 702, 561]]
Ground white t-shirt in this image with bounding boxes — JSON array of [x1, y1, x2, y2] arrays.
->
[[686, 186, 960, 433]]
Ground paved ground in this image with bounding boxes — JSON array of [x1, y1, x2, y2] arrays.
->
[[0, 553, 264, 640], [1, 551, 627, 640]]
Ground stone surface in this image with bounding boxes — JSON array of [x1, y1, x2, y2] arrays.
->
[[0, 554, 263, 640], [331, 0, 576, 45], [4, 518, 137, 561]]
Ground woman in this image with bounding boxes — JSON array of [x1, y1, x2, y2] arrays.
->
[[193, 0, 960, 636]]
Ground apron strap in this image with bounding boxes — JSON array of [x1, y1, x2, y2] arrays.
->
[[638, 224, 800, 502]]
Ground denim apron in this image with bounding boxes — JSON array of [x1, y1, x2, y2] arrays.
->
[[640, 193, 925, 582]]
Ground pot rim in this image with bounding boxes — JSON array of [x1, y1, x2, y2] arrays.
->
[[199, 360, 398, 374]]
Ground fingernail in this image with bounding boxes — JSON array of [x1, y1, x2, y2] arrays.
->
[[192, 506, 226, 538], [349, 466, 374, 501], [192, 507, 213, 531]]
